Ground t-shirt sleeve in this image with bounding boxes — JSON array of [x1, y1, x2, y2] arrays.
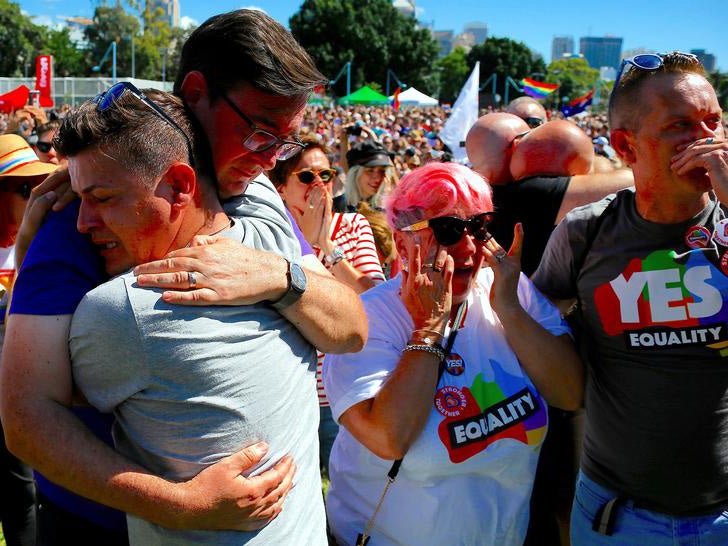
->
[[10, 202, 105, 315], [69, 278, 150, 413], [323, 282, 409, 422], [222, 175, 302, 261], [530, 218, 578, 300], [347, 213, 385, 282], [516, 273, 571, 337]]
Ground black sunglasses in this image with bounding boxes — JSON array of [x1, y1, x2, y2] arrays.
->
[[93, 82, 195, 166], [524, 117, 544, 129], [292, 168, 337, 184], [36, 141, 53, 153], [220, 93, 304, 161], [400, 212, 495, 246]]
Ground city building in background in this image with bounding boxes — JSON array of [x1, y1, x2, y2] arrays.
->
[[691, 49, 716, 72], [580, 36, 623, 70], [452, 31, 476, 53], [150, 0, 180, 28], [433, 30, 454, 57], [551, 36, 574, 62], [464, 22, 488, 44]]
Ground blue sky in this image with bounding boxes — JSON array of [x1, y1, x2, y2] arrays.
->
[[17, 0, 727, 72]]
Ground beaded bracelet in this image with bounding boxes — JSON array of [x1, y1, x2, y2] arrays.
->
[[403, 343, 446, 361]]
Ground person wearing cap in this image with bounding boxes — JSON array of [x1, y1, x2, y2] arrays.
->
[[336, 139, 397, 213], [0, 134, 57, 546], [532, 52, 728, 544]]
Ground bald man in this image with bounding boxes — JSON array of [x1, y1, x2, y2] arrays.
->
[[505, 96, 548, 128], [466, 113, 633, 275]]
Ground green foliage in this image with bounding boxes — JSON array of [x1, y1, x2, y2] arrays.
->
[[290, 0, 439, 97], [84, 5, 140, 77], [435, 46, 470, 103], [467, 36, 546, 103], [0, 0, 47, 76], [708, 71, 728, 112], [545, 57, 600, 108], [42, 27, 87, 77]]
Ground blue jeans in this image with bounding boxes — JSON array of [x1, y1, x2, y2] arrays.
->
[[571, 470, 728, 546]]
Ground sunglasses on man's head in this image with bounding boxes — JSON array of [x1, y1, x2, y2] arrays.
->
[[612, 52, 700, 92], [292, 168, 337, 184], [93, 81, 195, 166], [400, 212, 495, 247], [36, 141, 53, 153]]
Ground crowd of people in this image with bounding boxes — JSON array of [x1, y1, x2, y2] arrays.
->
[[1, 9, 728, 546]]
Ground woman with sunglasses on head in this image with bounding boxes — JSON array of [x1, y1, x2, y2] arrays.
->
[[323, 162, 583, 546], [0, 134, 58, 546], [269, 135, 385, 477]]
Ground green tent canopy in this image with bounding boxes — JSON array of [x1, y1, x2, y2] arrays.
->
[[337, 86, 390, 105]]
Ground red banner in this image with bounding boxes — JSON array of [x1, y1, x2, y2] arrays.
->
[[34, 55, 54, 107], [0, 85, 30, 113]]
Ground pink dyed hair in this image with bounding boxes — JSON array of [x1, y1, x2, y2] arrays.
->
[[386, 162, 493, 230]]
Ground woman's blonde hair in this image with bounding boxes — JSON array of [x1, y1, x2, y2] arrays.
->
[[344, 165, 397, 211]]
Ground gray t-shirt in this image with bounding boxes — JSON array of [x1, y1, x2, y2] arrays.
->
[[533, 189, 728, 514], [70, 210, 325, 542]]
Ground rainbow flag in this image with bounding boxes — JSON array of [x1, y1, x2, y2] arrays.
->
[[392, 87, 401, 112], [520, 78, 559, 99]]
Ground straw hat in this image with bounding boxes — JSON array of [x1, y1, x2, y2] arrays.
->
[[0, 134, 58, 178]]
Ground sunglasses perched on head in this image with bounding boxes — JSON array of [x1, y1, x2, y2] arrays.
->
[[292, 168, 337, 184], [400, 212, 495, 246], [36, 141, 53, 153], [612, 52, 700, 91], [93, 82, 195, 166]]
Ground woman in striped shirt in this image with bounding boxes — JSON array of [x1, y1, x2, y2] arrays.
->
[[269, 135, 385, 476]]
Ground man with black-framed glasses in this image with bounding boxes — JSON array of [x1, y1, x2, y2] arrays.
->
[[1, 8, 365, 546], [533, 51, 728, 544]]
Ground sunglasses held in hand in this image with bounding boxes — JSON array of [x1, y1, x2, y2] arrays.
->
[[400, 212, 495, 247]]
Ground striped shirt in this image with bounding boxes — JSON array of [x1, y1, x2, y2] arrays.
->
[[314, 212, 385, 405]]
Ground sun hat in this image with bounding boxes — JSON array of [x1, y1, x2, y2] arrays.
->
[[0, 134, 58, 178]]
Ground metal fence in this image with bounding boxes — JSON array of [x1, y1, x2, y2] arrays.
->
[[0, 77, 174, 107]]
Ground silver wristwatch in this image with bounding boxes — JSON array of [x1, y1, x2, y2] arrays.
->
[[324, 246, 345, 268], [271, 259, 307, 310]]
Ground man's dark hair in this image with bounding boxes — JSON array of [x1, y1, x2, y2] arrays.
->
[[174, 9, 327, 99], [35, 120, 60, 139], [55, 90, 212, 183], [608, 51, 706, 132], [268, 134, 330, 187]]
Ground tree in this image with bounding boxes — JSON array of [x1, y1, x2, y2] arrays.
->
[[435, 46, 470, 103], [41, 27, 86, 77], [545, 57, 599, 109], [0, 0, 47, 76], [85, 5, 140, 78], [708, 71, 728, 112], [290, 0, 439, 97], [467, 37, 546, 104]]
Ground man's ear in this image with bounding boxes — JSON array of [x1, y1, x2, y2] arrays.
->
[[610, 128, 636, 165], [179, 71, 209, 113], [162, 162, 197, 216]]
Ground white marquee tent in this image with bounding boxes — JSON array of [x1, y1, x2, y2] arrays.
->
[[391, 87, 439, 107]]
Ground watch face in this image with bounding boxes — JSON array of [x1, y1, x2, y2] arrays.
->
[[289, 262, 307, 293]]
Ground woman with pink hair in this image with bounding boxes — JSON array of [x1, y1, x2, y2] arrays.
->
[[323, 162, 583, 545]]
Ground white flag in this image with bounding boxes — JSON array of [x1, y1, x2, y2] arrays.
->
[[440, 62, 479, 163]]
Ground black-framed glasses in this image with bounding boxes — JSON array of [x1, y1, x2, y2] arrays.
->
[[400, 212, 495, 246], [220, 93, 304, 161], [36, 141, 53, 153], [292, 168, 337, 184], [93, 82, 195, 166], [612, 52, 700, 91], [524, 117, 544, 129]]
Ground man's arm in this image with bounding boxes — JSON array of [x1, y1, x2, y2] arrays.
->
[[133, 237, 367, 354], [0, 314, 295, 531], [555, 168, 633, 224]]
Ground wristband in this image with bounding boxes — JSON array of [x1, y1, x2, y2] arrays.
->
[[403, 343, 446, 361], [411, 329, 444, 346]]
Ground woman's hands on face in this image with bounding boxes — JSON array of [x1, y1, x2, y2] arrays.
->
[[400, 234, 454, 334]]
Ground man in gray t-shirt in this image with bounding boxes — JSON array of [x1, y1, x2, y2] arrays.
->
[[60, 88, 325, 544], [533, 53, 728, 544]]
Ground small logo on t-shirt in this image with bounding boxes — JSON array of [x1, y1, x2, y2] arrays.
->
[[685, 226, 711, 249], [444, 353, 465, 376], [720, 251, 728, 277], [434, 386, 467, 417]]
